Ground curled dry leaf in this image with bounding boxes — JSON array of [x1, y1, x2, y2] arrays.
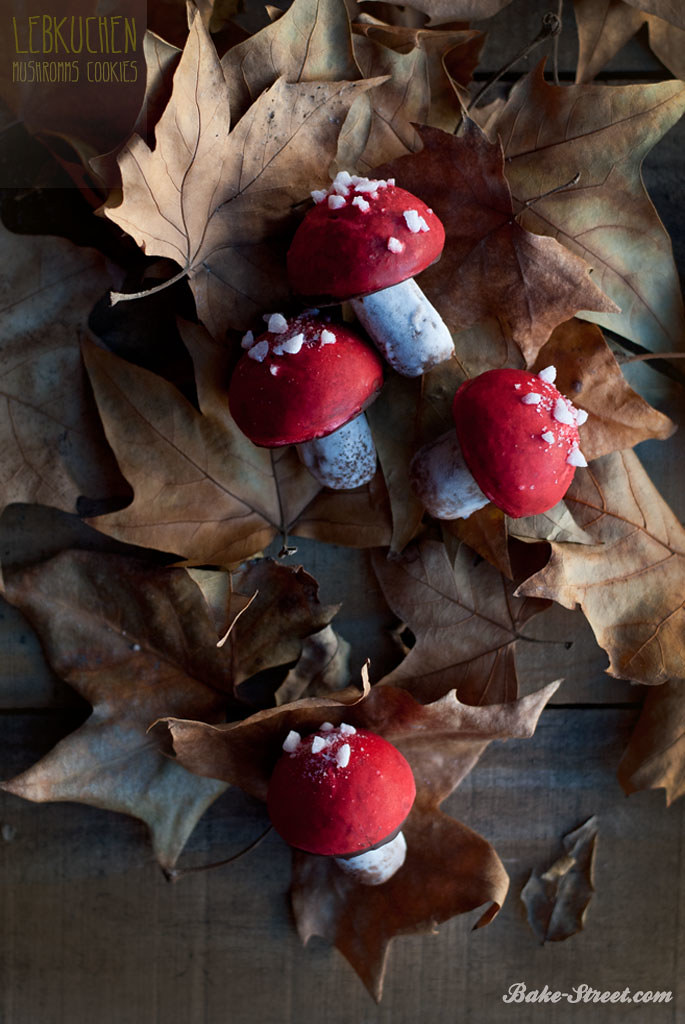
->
[[373, 538, 548, 704], [618, 680, 685, 805], [574, 0, 685, 87], [274, 624, 352, 704], [380, 0, 514, 25], [490, 64, 685, 353], [517, 450, 685, 685], [163, 678, 559, 999], [378, 121, 618, 365], [0, 223, 127, 517], [521, 816, 599, 944], [105, 9, 379, 339]]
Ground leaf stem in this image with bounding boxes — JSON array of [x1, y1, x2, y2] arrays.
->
[[520, 172, 580, 210], [466, 10, 561, 113], [110, 266, 190, 306], [552, 0, 563, 86], [163, 824, 273, 883]]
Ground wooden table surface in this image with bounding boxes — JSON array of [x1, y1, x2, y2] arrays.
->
[[1, 1, 684, 1021]]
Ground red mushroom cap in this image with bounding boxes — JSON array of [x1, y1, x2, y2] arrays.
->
[[287, 173, 445, 302], [267, 724, 416, 857], [452, 367, 584, 518], [228, 312, 384, 447]]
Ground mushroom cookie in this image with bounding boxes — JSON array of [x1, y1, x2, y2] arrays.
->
[[229, 311, 384, 490], [410, 366, 589, 519], [267, 722, 416, 886], [287, 171, 454, 377]]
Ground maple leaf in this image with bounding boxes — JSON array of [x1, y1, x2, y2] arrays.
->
[[490, 64, 685, 353], [621, 0, 685, 30], [521, 816, 598, 943], [618, 680, 685, 804], [378, 121, 618, 365], [517, 450, 685, 685], [532, 318, 675, 461], [162, 678, 559, 999], [105, 8, 378, 339], [573, 0, 685, 83], [0, 223, 127, 517], [274, 624, 352, 704], [372, 538, 548, 705], [380, 0, 514, 24]]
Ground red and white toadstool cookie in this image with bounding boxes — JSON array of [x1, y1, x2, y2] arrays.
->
[[287, 171, 454, 377], [410, 365, 589, 519], [267, 722, 416, 885]]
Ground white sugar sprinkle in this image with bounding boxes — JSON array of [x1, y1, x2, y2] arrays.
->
[[387, 236, 404, 254], [541, 431, 555, 443], [274, 332, 305, 356], [282, 730, 301, 752], [311, 735, 328, 754], [267, 313, 288, 334], [247, 339, 269, 362], [340, 723, 356, 735], [553, 398, 575, 425], [336, 743, 351, 768], [538, 365, 557, 384], [328, 194, 346, 210], [241, 330, 255, 350], [320, 329, 336, 346], [522, 392, 542, 405], [352, 195, 370, 213], [355, 179, 381, 194], [403, 209, 429, 233], [319, 722, 334, 732], [311, 189, 327, 204], [575, 408, 589, 425], [567, 447, 588, 467], [269, 364, 279, 376]]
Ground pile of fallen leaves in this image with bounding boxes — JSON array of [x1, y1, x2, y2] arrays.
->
[[1, 0, 684, 1001]]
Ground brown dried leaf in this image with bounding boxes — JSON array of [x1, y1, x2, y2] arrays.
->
[[574, 0, 685, 82], [105, 11, 377, 339], [379, 0, 514, 25], [378, 121, 618, 365], [0, 224, 127, 516], [521, 816, 598, 943], [509, 501, 593, 546], [491, 65, 685, 353], [517, 450, 685, 685], [373, 538, 547, 704], [618, 680, 685, 804], [622, 0, 685, 30], [444, 507, 513, 578], [164, 679, 558, 998], [274, 625, 352, 704], [291, 475, 394, 549], [533, 319, 675, 461]]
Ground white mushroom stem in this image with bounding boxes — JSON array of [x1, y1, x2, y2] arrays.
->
[[350, 278, 454, 377], [334, 830, 407, 886], [297, 412, 376, 490], [410, 430, 489, 520]]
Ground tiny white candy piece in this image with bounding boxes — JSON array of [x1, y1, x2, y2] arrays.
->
[[339, 722, 356, 735], [553, 398, 575, 425], [352, 195, 370, 213], [387, 237, 404, 253], [328, 194, 346, 210], [319, 722, 334, 732], [354, 178, 381, 194], [311, 736, 328, 754], [538, 365, 557, 384], [273, 332, 305, 356], [336, 743, 351, 768], [522, 392, 542, 405], [567, 447, 588, 467], [332, 170, 352, 196], [269, 364, 279, 376], [247, 339, 270, 362], [311, 189, 327, 204], [575, 408, 589, 425], [541, 431, 555, 443], [267, 313, 288, 334], [282, 730, 301, 753], [403, 209, 429, 233], [319, 329, 336, 346], [241, 329, 255, 350]]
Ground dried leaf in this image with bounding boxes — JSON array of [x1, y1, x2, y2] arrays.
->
[[275, 624, 352, 704], [444, 507, 512, 578], [373, 538, 547, 704], [491, 65, 685, 353], [509, 500, 593, 546], [0, 224, 127, 516], [618, 680, 685, 804], [380, 0, 514, 25], [621, 0, 685, 30], [105, 10, 378, 338], [164, 679, 559, 998], [378, 121, 618, 365], [291, 475, 394, 549], [521, 816, 598, 943], [574, 0, 685, 82], [517, 450, 685, 685], [533, 319, 675, 461]]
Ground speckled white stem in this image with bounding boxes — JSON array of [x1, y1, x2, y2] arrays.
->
[[410, 429, 489, 520], [350, 278, 454, 377], [334, 830, 407, 886], [297, 412, 376, 490]]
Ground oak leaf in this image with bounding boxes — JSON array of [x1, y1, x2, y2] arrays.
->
[[372, 538, 548, 704], [618, 680, 685, 804], [378, 121, 618, 365], [0, 224, 127, 517], [521, 816, 598, 944], [105, 9, 377, 339], [163, 678, 559, 999], [490, 64, 685, 353], [517, 450, 685, 685]]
